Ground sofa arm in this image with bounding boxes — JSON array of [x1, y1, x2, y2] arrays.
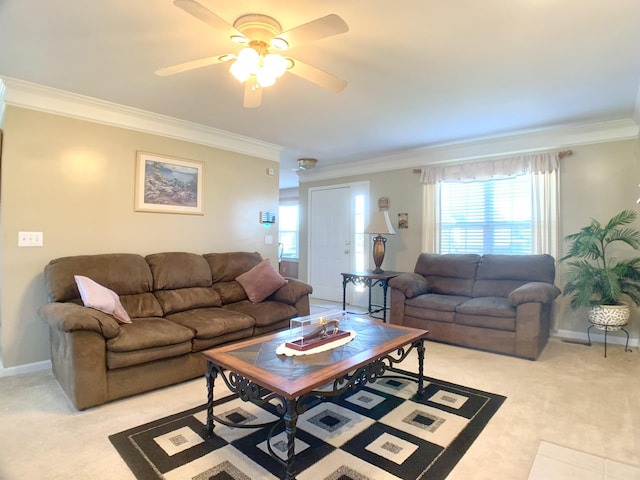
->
[[508, 282, 561, 306], [272, 278, 313, 305], [38, 302, 121, 339], [389, 273, 430, 299]]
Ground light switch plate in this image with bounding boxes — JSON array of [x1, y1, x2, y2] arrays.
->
[[18, 231, 43, 247], [264, 235, 273, 245]]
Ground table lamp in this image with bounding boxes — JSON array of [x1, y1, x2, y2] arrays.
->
[[365, 210, 396, 273]]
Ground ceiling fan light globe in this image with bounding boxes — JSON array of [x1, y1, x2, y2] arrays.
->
[[256, 68, 276, 87], [264, 53, 287, 78], [236, 47, 260, 67], [230, 60, 251, 83]]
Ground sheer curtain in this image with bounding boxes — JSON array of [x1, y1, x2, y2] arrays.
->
[[420, 152, 560, 258]]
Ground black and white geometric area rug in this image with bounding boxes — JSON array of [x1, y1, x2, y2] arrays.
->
[[109, 370, 505, 480]]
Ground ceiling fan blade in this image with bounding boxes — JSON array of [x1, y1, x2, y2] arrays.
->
[[275, 14, 348, 49], [173, 0, 244, 40], [155, 54, 234, 76], [243, 78, 262, 108], [286, 58, 347, 93]]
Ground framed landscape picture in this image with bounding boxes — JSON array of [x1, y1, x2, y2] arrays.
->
[[135, 151, 204, 215]]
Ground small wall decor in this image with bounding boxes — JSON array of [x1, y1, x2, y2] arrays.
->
[[398, 212, 408, 229], [378, 196, 390, 211], [135, 151, 204, 215]]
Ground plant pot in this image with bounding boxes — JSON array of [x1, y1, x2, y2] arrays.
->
[[588, 303, 630, 331]]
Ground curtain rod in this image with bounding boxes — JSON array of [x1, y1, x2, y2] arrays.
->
[[411, 149, 573, 174]]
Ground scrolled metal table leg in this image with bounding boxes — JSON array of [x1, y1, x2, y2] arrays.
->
[[283, 398, 299, 480], [206, 361, 218, 437], [416, 339, 425, 396]]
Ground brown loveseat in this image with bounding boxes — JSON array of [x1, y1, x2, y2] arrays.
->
[[38, 251, 313, 409], [389, 254, 560, 360]]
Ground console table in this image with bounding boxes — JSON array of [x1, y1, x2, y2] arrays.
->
[[341, 270, 400, 322]]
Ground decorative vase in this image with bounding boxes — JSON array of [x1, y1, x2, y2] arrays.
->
[[588, 303, 630, 331]]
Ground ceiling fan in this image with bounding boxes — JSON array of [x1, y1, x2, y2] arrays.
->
[[156, 0, 349, 108]]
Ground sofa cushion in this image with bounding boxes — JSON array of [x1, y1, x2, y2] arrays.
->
[[213, 281, 248, 305], [414, 253, 480, 297], [405, 305, 456, 323], [106, 317, 194, 353], [107, 342, 193, 370], [455, 313, 516, 332], [236, 259, 287, 303], [204, 252, 263, 282], [456, 297, 516, 318], [473, 254, 556, 297], [154, 287, 222, 315], [119, 292, 164, 318], [165, 308, 255, 339], [406, 293, 471, 312], [223, 301, 297, 329], [74, 275, 131, 324], [146, 252, 213, 290], [44, 253, 154, 303]]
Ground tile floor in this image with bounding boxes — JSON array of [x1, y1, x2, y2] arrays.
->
[[528, 441, 640, 480]]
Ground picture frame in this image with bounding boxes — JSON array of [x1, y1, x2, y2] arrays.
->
[[398, 212, 408, 229], [134, 151, 204, 215]]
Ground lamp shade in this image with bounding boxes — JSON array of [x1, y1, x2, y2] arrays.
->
[[365, 211, 396, 235]]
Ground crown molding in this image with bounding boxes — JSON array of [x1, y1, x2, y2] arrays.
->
[[0, 76, 283, 162], [300, 118, 640, 184]]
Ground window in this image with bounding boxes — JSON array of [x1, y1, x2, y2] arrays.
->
[[439, 174, 533, 254], [278, 205, 298, 259]]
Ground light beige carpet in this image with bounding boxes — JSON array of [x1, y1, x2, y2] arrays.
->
[[0, 337, 638, 480]]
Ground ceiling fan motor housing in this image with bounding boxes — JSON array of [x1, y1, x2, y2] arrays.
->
[[233, 14, 283, 44]]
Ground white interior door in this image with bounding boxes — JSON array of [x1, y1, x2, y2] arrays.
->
[[309, 186, 352, 301]]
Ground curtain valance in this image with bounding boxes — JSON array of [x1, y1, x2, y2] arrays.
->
[[419, 152, 559, 185]]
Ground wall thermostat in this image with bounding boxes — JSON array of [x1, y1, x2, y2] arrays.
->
[[260, 211, 276, 225]]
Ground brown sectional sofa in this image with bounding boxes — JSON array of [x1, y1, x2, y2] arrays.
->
[[389, 253, 560, 360], [38, 251, 313, 409]]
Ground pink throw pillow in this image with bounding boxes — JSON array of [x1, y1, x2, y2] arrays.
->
[[236, 259, 287, 303], [74, 275, 132, 324]]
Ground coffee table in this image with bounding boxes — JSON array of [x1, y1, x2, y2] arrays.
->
[[201, 315, 429, 480]]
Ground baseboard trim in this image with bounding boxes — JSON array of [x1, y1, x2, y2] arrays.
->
[[0, 359, 52, 378], [553, 329, 639, 348]]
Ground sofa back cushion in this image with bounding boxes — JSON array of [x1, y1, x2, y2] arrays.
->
[[473, 254, 556, 298], [204, 252, 263, 282], [414, 253, 480, 297], [204, 252, 265, 305], [146, 252, 222, 314], [43, 253, 163, 318]]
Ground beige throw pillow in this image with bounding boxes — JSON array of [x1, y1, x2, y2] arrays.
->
[[74, 275, 132, 324], [236, 259, 287, 303]]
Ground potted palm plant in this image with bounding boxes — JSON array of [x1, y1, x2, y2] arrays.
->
[[561, 209, 640, 330]]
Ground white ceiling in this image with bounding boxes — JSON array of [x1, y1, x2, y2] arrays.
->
[[1, 0, 639, 189]]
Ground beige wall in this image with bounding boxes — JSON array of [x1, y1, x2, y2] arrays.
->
[[299, 138, 640, 340], [557, 139, 640, 338], [0, 106, 280, 368]]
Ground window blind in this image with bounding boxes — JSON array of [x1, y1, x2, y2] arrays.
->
[[439, 174, 533, 254]]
